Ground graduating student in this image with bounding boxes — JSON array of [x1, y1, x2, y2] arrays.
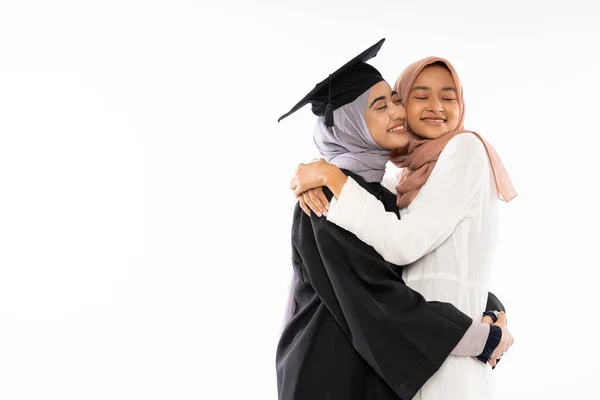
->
[[277, 39, 509, 400]]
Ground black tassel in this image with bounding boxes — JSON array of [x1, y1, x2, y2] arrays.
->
[[324, 103, 334, 127]]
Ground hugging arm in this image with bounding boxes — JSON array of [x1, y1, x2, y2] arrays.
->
[[326, 134, 488, 265]]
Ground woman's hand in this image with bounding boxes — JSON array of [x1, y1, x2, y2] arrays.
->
[[290, 158, 331, 197], [290, 158, 348, 216], [489, 312, 514, 367], [298, 188, 330, 217]]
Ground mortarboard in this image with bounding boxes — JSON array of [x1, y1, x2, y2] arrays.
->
[[278, 38, 386, 127]]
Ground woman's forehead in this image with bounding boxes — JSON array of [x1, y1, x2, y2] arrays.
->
[[369, 81, 393, 97], [413, 64, 456, 86]]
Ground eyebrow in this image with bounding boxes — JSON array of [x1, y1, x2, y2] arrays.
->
[[369, 91, 400, 109], [410, 86, 457, 93], [369, 90, 398, 108], [410, 86, 430, 93], [369, 96, 386, 109]]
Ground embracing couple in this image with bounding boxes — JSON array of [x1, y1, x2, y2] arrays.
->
[[276, 38, 517, 400]]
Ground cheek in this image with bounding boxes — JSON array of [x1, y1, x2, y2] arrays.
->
[[365, 114, 384, 141], [406, 106, 422, 128], [371, 118, 386, 140], [406, 101, 420, 116], [447, 107, 461, 127], [373, 119, 395, 147]]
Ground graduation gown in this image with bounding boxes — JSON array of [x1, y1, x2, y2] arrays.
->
[[277, 172, 481, 400]]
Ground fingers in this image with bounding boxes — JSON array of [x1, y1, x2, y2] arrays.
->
[[291, 185, 300, 198], [290, 175, 301, 197], [307, 190, 327, 216], [492, 358, 501, 370], [489, 319, 508, 363], [314, 187, 330, 212], [488, 313, 512, 369], [504, 331, 514, 352], [299, 197, 311, 217], [303, 191, 323, 217], [292, 176, 305, 197], [490, 334, 509, 362], [298, 189, 329, 217], [290, 164, 305, 193], [291, 161, 330, 216], [490, 344, 505, 363], [496, 311, 506, 324], [489, 356, 502, 368]]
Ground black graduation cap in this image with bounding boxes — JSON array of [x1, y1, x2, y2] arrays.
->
[[278, 38, 386, 127]]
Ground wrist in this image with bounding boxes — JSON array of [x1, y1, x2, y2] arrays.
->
[[322, 163, 338, 185], [323, 165, 347, 198], [476, 325, 502, 364], [482, 311, 498, 324], [321, 163, 334, 187]]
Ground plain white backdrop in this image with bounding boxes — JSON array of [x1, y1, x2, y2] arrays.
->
[[0, 0, 598, 399]]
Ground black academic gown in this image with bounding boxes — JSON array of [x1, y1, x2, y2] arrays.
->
[[276, 172, 503, 400]]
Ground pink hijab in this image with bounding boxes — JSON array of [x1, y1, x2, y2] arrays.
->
[[390, 57, 517, 208]]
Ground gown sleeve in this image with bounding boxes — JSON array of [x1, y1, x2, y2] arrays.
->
[[326, 133, 489, 266]]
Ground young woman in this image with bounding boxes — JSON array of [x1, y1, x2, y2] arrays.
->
[[289, 57, 517, 399]]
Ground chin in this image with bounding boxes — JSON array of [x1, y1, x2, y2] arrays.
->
[[388, 138, 410, 150], [418, 128, 448, 139]]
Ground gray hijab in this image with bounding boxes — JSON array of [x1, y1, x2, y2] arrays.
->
[[313, 89, 390, 183]]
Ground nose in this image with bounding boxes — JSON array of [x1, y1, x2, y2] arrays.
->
[[389, 102, 406, 121], [427, 97, 444, 113]]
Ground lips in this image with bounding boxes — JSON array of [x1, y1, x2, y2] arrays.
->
[[421, 118, 446, 124], [387, 122, 407, 133]]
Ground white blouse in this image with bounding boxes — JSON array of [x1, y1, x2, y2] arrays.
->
[[326, 133, 499, 399]]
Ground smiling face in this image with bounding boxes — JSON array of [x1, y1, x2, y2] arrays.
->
[[406, 63, 460, 139], [364, 81, 409, 150]]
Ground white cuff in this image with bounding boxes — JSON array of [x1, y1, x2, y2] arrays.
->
[[451, 321, 491, 357]]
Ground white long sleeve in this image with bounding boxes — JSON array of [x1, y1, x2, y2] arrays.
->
[[326, 133, 489, 266]]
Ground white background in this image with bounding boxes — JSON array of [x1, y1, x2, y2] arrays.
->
[[0, 0, 598, 399]]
